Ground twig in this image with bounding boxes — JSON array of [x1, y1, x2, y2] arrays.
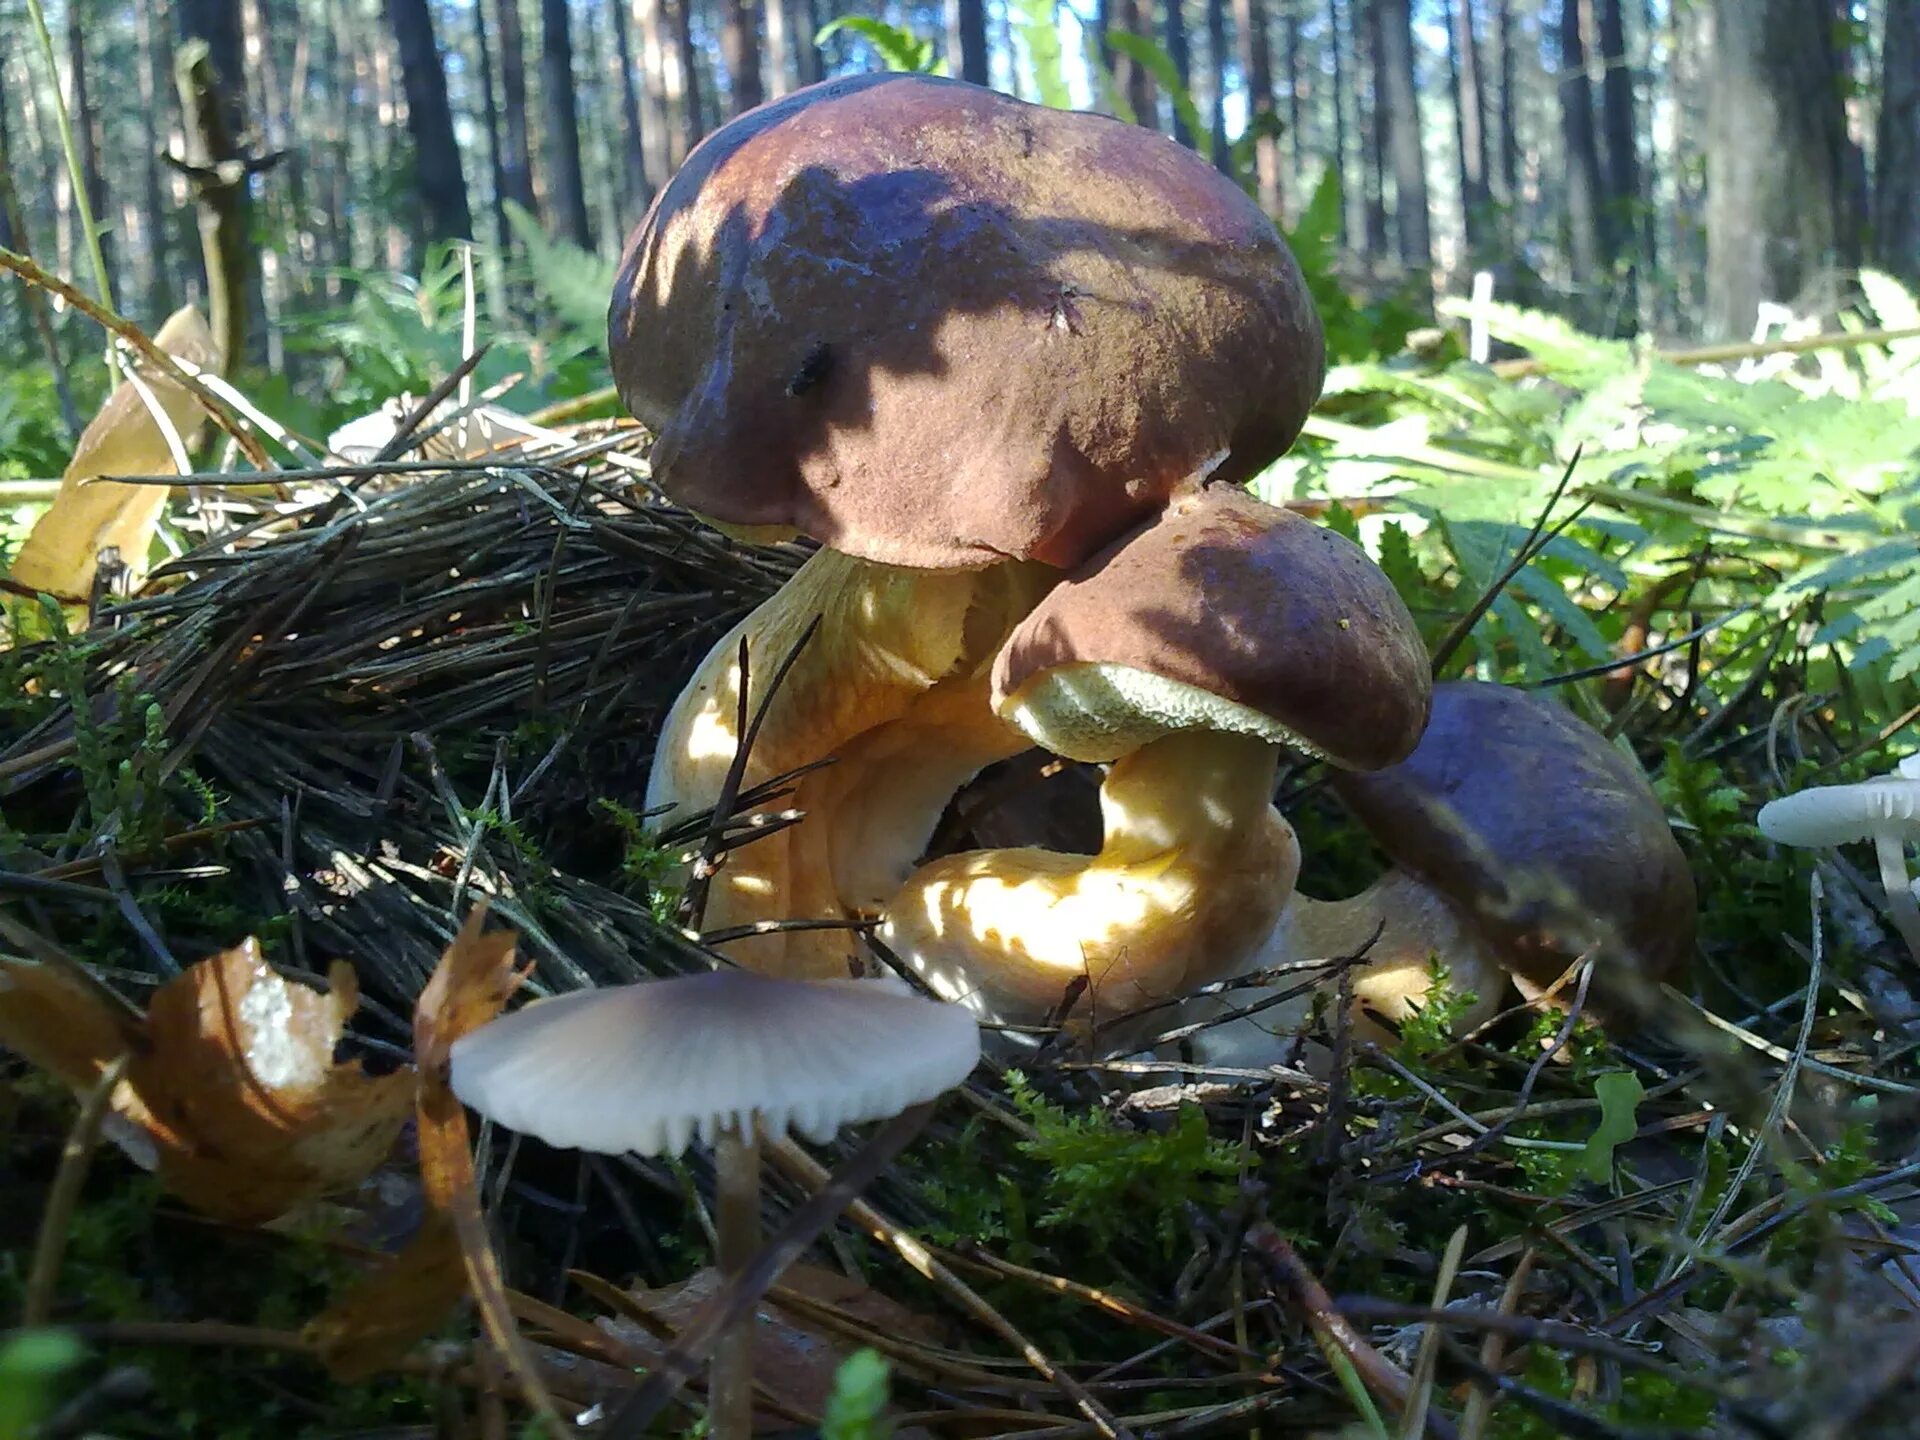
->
[[1400, 1226, 1468, 1439], [24, 1055, 129, 1325], [0, 247, 269, 466], [1459, 1250, 1535, 1440]]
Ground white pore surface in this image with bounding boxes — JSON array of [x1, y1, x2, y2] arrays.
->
[[1757, 777, 1920, 847], [1001, 663, 1310, 764], [448, 972, 980, 1157]]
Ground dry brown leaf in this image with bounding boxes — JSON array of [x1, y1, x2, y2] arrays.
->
[[304, 1212, 468, 1381], [133, 942, 415, 1223], [0, 943, 412, 1225], [412, 907, 570, 1437], [0, 958, 143, 1091], [9, 307, 221, 620]]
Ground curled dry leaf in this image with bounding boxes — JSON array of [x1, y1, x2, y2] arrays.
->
[[304, 1212, 467, 1381], [400, 905, 569, 1436], [8, 307, 221, 625], [0, 941, 413, 1225]]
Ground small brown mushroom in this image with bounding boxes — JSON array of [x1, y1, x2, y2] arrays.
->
[[879, 487, 1431, 1052], [1188, 680, 1698, 1062]]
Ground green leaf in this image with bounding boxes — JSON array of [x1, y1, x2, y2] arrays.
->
[[1578, 1071, 1645, 1185], [1103, 32, 1210, 162], [0, 1329, 83, 1440], [814, 16, 943, 73], [822, 1349, 892, 1440]]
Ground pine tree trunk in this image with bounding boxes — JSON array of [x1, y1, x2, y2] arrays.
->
[[1283, 0, 1303, 175], [1206, 0, 1231, 172], [797, 0, 825, 84], [473, 0, 513, 253], [1705, 0, 1849, 337], [765, 0, 794, 98], [720, 0, 764, 116], [677, 0, 707, 150], [1327, 0, 1349, 243], [0, 86, 81, 436], [1232, 0, 1281, 213], [1111, 0, 1159, 128], [1495, 0, 1517, 205], [946, 0, 989, 85], [1595, 0, 1642, 324], [136, 0, 177, 320], [635, 0, 675, 179], [541, 0, 592, 246], [67, 0, 117, 295], [1559, 0, 1609, 310], [611, 0, 654, 205], [388, 0, 474, 246], [497, 0, 540, 219], [1164, 0, 1192, 145], [1451, 0, 1490, 261], [1376, 0, 1429, 273], [1875, 0, 1920, 282], [175, 0, 257, 362], [1362, 0, 1389, 257]]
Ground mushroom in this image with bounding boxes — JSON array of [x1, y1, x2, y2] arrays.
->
[[878, 485, 1431, 1052], [613, 71, 1324, 977], [449, 969, 979, 1438], [1756, 754, 1920, 959], [1187, 681, 1699, 1064]]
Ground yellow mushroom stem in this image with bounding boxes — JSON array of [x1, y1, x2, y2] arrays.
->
[[1179, 869, 1510, 1067], [877, 729, 1301, 1049], [646, 545, 1053, 976]]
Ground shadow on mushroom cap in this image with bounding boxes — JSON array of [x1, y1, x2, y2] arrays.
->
[[609, 73, 1323, 571]]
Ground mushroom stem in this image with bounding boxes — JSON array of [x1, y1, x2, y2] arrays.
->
[[710, 1124, 762, 1440], [648, 548, 1051, 977], [880, 729, 1300, 1048], [1182, 871, 1508, 1066], [1871, 829, 1920, 961]]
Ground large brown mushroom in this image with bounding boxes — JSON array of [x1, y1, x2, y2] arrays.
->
[[1186, 680, 1698, 1063], [624, 74, 1327, 974], [878, 486, 1432, 1051]]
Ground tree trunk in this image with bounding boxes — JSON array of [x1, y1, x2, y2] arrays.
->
[[1875, 0, 1920, 282], [720, 0, 764, 116], [1451, 0, 1490, 260], [1111, 0, 1159, 128], [797, 0, 825, 84], [136, 0, 177, 320], [1164, 0, 1193, 146], [387, 0, 474, 246], [67, 0, 117, 296], [1362, 0, 1389, 257], [635, 0, 675, 179], [1328, 0, 1349, 244], [765, 0, 794, 98], [1232, 0, 1281, 213], [677, 0, 707, 150], [945, 0, 989, 84], [1283, 0, 1303, 175], [0, 87, 81, 436], [1376, 0, 1429, 274], [1558, 0, 1609, 311], [611, 0, 654, 206], [174, 0, 257, 363], [497, 0, 540, 219], [473, 0, 513, 254], [1705, 0, 1849, 338], [1206, 0, 1231, 172], [1595, 0, 1643, 323], [541, 0, 592, 246], [1495, 0, 1517, 205]]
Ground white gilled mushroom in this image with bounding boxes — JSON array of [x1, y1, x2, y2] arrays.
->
[[450, 970, 979, 1439], [879, 486, 1431, 1052], [1757, 755, 1920, 959], [612, 72, 1324, 978]]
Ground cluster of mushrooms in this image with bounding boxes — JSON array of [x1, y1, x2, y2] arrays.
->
[[447, 72, 1705, 1435]]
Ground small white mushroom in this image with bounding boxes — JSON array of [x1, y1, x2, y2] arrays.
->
[[1757, 758, 1920, 960], [450, 970, 979, 1440]]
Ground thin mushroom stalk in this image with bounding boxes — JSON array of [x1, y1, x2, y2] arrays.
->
[[711, 1126, 761, 1440]]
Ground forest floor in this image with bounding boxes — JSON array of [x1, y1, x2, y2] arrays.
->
[[3, 368, 1920, 1440]]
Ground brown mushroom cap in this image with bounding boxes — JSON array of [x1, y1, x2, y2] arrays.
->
[[1327, 680, 1696, 1006], [988, 486, 1432, 770], [609, 73, 1323, 570]]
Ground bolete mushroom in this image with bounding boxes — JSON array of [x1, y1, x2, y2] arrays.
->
[[1186, 680, 1699, 1064], [616, 72, 1324, 975], [1757, 755, 1920, 960], [450, 970, 979, 1438], [878, 485, 1431, 1052]]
